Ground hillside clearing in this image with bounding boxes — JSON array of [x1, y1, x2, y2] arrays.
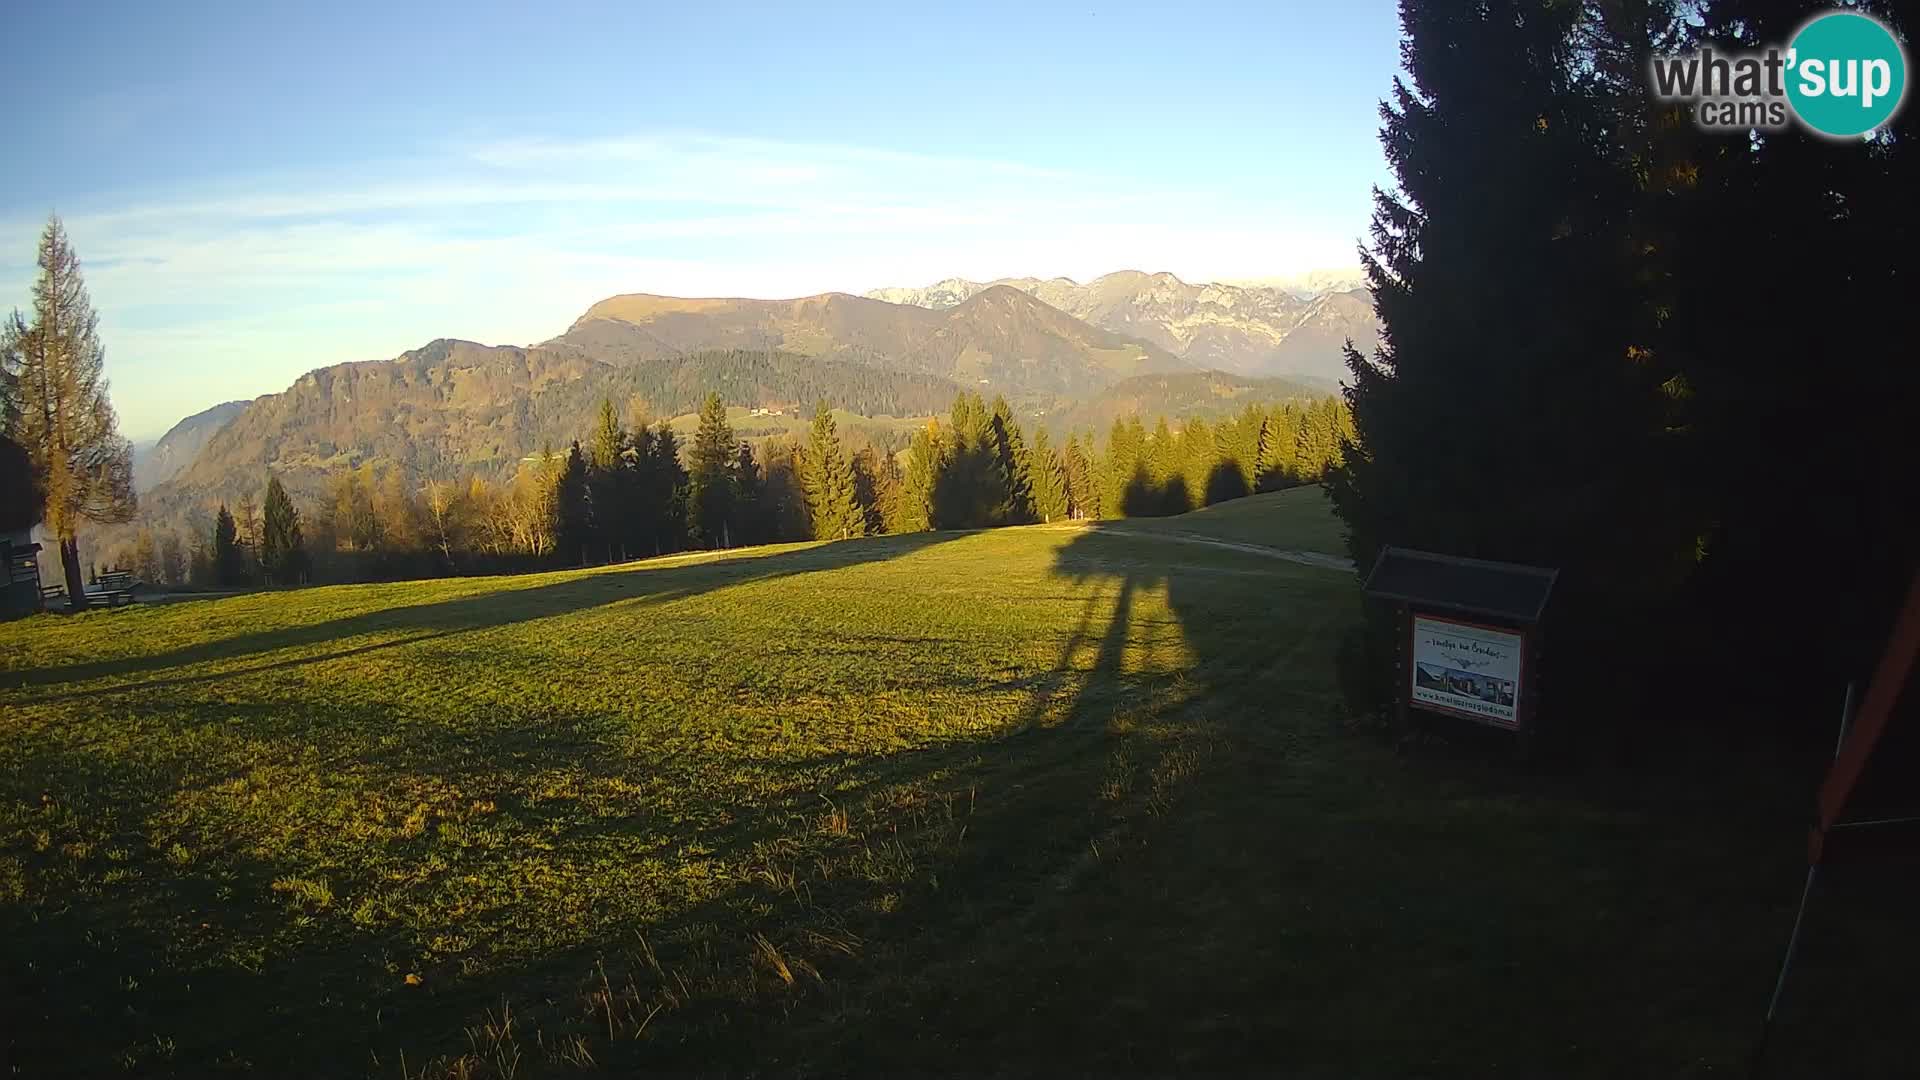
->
[[0, 492, 1904, 1076]]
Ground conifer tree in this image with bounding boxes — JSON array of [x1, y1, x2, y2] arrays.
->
[[212, 505, 244, 587], [988, 395, 1034, 525], [1327, 0, 1713, 735], [554, 442, 591, 564], [1257, 405, 1298, 490], [897, 422, 940, 533], [1064, 433, 1098, 520], [589, 398, 623, 473], [260, 475, 308, 586], [733, 441, 764, 545], [1102, 417, 1136, 518], [1180, 417, 1213, 512], [934, 392, 1003, 529], [689, 393, 737, 548], [647, 421, 689, 554], [1030, 427, 1069, 523], [585, 397, 632, 561], [801, 400, 864, 540], [1229, 405, 1265, 493], [850, 447, 888, 536], [8, 216, 135, 606]]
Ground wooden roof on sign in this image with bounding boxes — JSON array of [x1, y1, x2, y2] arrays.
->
[[1361, 546, 1559, 623]]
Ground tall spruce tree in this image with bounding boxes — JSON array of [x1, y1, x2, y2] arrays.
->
[[555, 442, 591, 565], [688, 393, 737, 548], [801, 401, 864, 540], [849, 447, 888, 537], [1063, 433, 1096, 520], [212, 505, 244, 587], [987, 395, 1034, 525], [1030, 427, 1069, 523], [642, 421, 689, 554], [897, 423, 940, 533], [586, 397, 631, 561], [260, 475, 308, 586], [733, 441, 764, 545], [933, 392, 1004, 529], [1328, 0, 1707, 738], [9, 216, 135, 607]]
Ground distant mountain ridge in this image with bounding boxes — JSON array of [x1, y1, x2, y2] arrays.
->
[[866, 269, 1378, 381], [134, 282, 1343, 538], [138, 285, 1186, 519], [132, 400, 248, 492], [558, 284, 1187, 396], [1044, 369, 1327, 438]]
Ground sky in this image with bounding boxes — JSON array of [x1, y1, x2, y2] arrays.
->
[[0, 0, 1402, 441]]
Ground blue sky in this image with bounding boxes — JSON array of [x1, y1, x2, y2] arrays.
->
[[1, 0, 1401, 440]]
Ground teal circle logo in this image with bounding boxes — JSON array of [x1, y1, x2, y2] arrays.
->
[[1786, 12, 1907, 137]]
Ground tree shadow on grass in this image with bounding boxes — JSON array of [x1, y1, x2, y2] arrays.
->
[[8, 533, 960, 699], [6, 523, 1896, 1077], [0, 530, 1186, 1077]]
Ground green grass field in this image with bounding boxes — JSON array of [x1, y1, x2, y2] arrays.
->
[[0, 491, 1906, 1076]]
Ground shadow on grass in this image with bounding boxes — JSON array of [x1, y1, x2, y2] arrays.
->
[[9, 533, 960, 699], [2, 523, 1903, 1078]]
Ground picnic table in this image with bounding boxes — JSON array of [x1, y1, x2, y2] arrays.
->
[[81, 570, 138, 609]]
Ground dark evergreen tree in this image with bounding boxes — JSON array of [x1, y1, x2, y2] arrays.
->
[[585, 397, 632, 561], [988, 395, 1034, 525], [1327, 0, 1716, 740], [689, 393, 737, 548], [850, 447, 888, 536], [759, 436, 811, 543], [212, 505, 244, 587], [1064, 433, 1098, 520], [1030, 427, 1069, 523], [647, 422, 689, 554], [932, 393, 1005, 530], [555, 441, 591, 565], [259, 475, 308, 586], [733, 441, 765, 545]]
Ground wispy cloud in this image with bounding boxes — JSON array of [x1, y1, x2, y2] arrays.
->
[[0, 131, 1362, 439]]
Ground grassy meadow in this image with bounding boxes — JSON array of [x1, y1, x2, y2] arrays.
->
[[0, 488, 1906, 1076]]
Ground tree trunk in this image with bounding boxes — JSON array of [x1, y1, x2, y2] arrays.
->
[[60, 536, 87, 611]]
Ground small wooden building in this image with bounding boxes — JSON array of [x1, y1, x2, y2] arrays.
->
[[2, 534, 47, 620]]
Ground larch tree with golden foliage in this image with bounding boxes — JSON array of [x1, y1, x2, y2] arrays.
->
[[6, 216, 135, 607]]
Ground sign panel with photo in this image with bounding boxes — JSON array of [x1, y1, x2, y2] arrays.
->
[[1410, 615, 1525, 729]]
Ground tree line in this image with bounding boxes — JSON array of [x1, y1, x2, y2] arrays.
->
[[105, 390, 1352, 588]]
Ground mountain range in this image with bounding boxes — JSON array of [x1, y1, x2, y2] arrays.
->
[[131, 271, 1370, 533], [866, 270, 1377, 381], [132, 401, 249, 493], [562, 284, 1185, 396]]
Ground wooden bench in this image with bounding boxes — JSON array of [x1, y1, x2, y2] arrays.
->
[[82, 570, 138, 609]]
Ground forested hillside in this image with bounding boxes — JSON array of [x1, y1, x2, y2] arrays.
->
[[139, 345, 965, 525], [101, 386, 1352, 590], [1044, 369, 1323, 437]]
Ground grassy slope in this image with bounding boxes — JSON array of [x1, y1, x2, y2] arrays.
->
[[0, 496, 1904, 1077], [1115, 485, 1351, 557]]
